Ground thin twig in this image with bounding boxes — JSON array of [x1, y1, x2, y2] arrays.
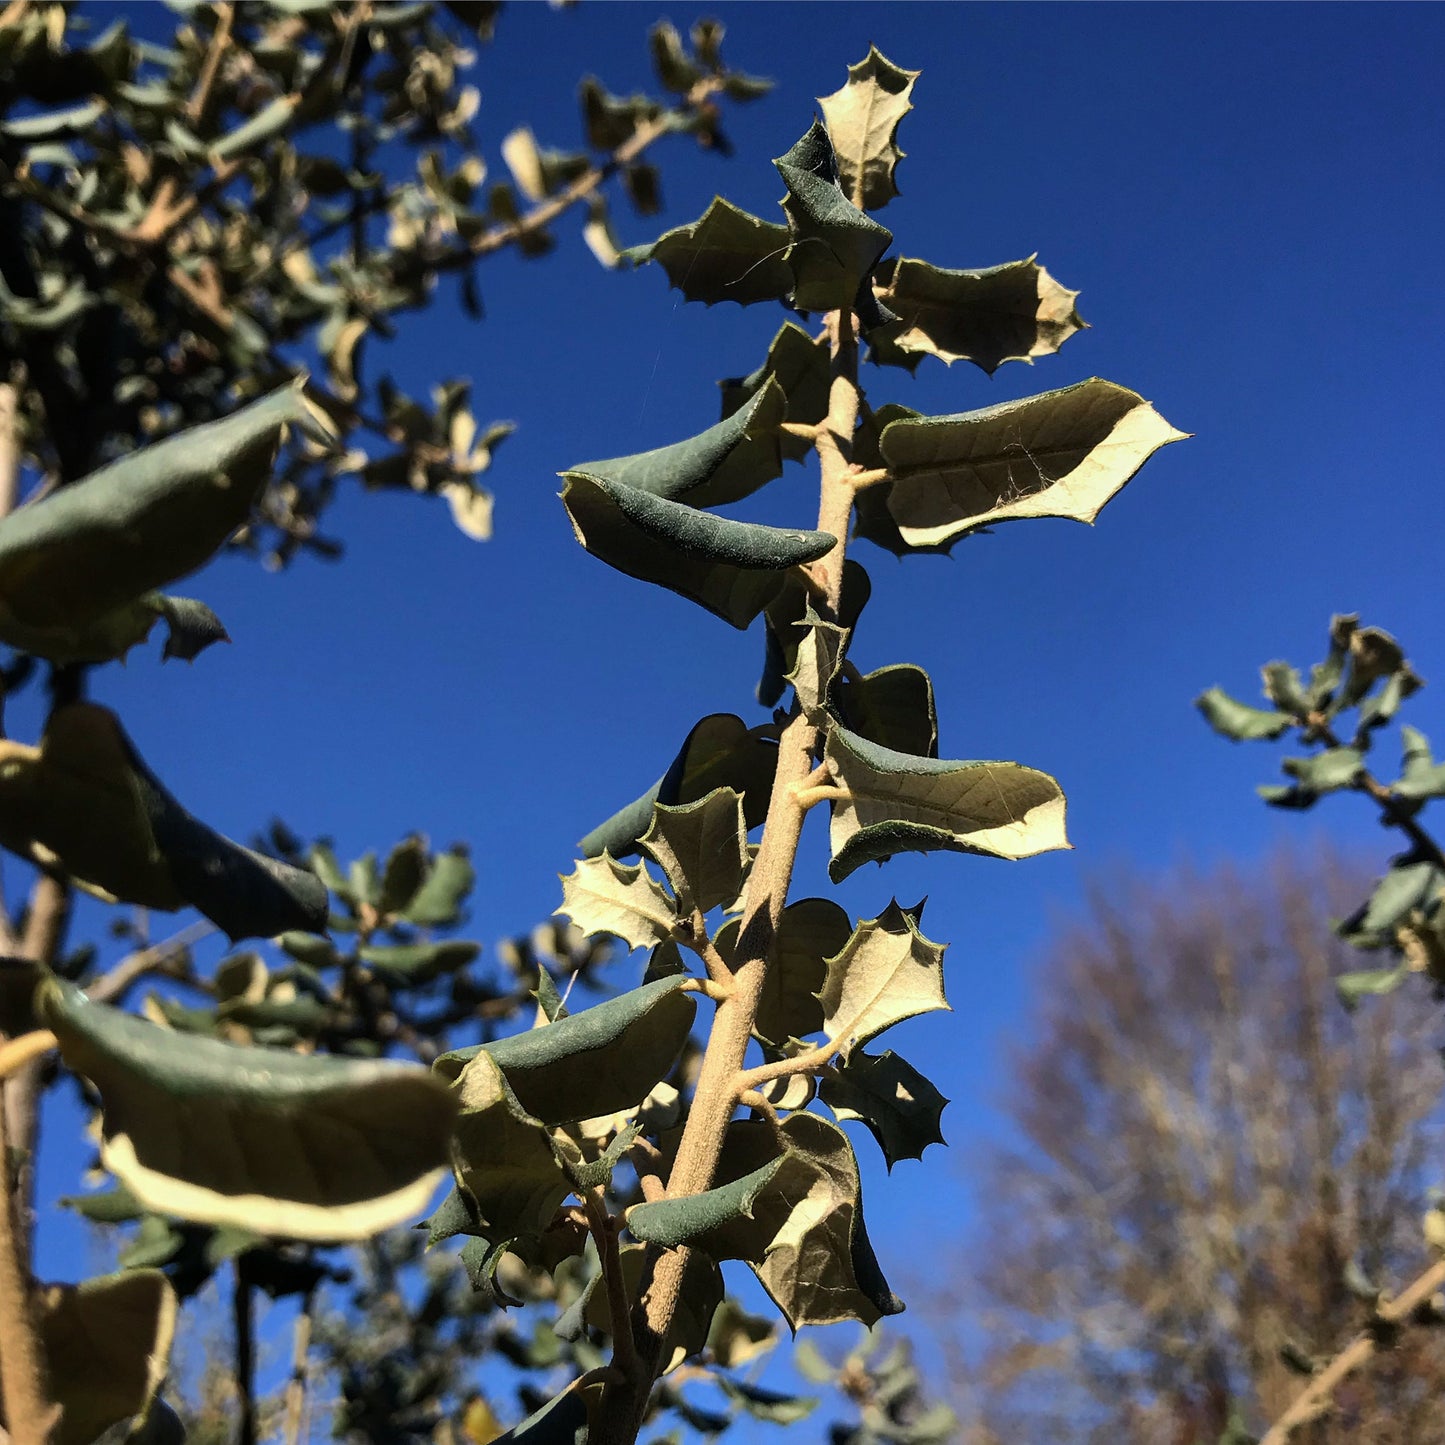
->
[[0, 1033, 54, 1084], [87, 920, 212, 1006], [233, 1262, 257, 1445], [0, 1091, 54, 1442], [283, 1288, 315, 1445], [1260, 1257, 1445, 1443], [582, 1188, 639, 1384]]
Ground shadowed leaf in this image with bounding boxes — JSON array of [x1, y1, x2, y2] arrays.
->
[[1197, 688, 1294, 742], [819, 1048, 948, 1169], [627, 1156, 785, 1248], [835, 663, 937, 758], [400, 845, 476, 926], [720, 322, 832, 463], [40, 980, 457, 1240], [755, 897, 852, 1047], [620, 196, 792, 306]]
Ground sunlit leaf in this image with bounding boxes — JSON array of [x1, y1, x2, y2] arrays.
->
[[556, 852, 678, 950], [638, 788, 750, 915], [825, 722, 1068, 882], [816, 46, 918, 211]]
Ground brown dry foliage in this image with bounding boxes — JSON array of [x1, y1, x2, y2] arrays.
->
[[941, 849, 1445, 1445]]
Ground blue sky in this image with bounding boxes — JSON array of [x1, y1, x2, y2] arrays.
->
[[24, 0, 1445, 1419]]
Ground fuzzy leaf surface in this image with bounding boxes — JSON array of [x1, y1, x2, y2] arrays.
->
[[38, 1269, 177, 1445], [561, 473, 835, 628], [436, 977, 697, 1126], [774, 121, 893, 312], [825, 723, 1068, 883], [448, 1052, 572, 1242], [817, 902, 948, 1061], [0, 704, 327, 940], [0, 382, 331, 661], [720, 322, 832, 463], [704, 1114, 903, 1328], [620, 196, 792, 306], [787, 604, 848, 717], [834, 663, 937, 758], [580, 714, 778, 859], [871, 255, 1084, 374], [564, 381, 785, 510], [817, 46, 918, 211], [627, 1156, 785, 1248], [819, 1048, 948, 1169], [586, 1244, 722, 1372], [755, 897, 852, 1047], [556, 852, 678, 950], [40, 980, 457, 1240], [879, 379, 1186, 547], [1196, 688, 1293, 741], [639, 787, 750, 914]]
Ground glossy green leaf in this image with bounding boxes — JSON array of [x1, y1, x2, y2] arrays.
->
[[773, 121, 893, 311], [563, 381, 785, 509], [638, 787, 750, 915], [580, 713, 778, 859], [0, 704, 328, 940], [448, 1051, 572, 1243], [817, 901, 949, 1061], [835, 663, 937, 758], [38, 1269, 177, 1445], [400, 845, 476, 926], [436, 977, 697, 1126], [825, 722, 1068, 883], [1196, 688, 1294, 741], [627, 1156, 785, 1248], [877, 379, 1186, 548], [819, 1048, 948, 1169], [561, 473, 834, 628], [817, 46, 918, 211], [720, 322, 832, 463], [755, 897, 852, 1047], [620, 196, 792, 307], [870, 255, 1085, 374], [40, 979, 457, 1240], [0, 382, 333, 661]]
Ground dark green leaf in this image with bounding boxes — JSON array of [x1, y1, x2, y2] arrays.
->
[[491, 1381, 595, 1444], [773, 121, 893, 311], [563, 382, 785, 510], [720, 323, 831, 463], [378, 836, 428, 916], [148, 594, 230, 662], [755, 898, 851, 1047], [400, 846, 476, 926], [359, 940, 480, 986], [41, 979, 457, 1240], [436, 977, 697, 1126], [561, 473, 834, 628], [59, 1183, 145, 1224], [715, 1375, 818, 1426], [648, 21, 701, 93], [620, 197, 792, 307], [834, 663, 937, 758], [819, 1048, 948, 1169], [580, 714, 778, 859], [627, 1156, 784, 1248]]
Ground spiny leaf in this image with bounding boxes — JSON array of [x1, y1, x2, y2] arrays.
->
[[825, 723, 1068, 883], [436, 977, 697, 1126], [834, 663, 938, 758], [787, 603, 848, 717], [556, 852, 678, 950], [758, 561, 871, 709], [561, 473, 835, 628], [563, 381, 785, 509], [703, 1114, 903, 1329], [720, 322, 832, 463], [1262, 661, 1311, 717], [817, 46, 919, 211], [447, 1051, 572, 1243], [878, 378, 1187, 548], [817, 901, 949, 1061], [871, 255, 1085, 374], [0, 382, 333, 662], [38, 1269, 177, 1445], [1197, 688, 1294, 742], [756, 897, 852, 1047], [40, 980, 457, 1240], [819, 1048, 948, 1169], [620, 196, 792, 307], [580, 714, 778, 860], [639, 787, 750, 915], [0, 704, 327, 941], [773, 121, 893, 312], [626, 1156, 785, 1248]]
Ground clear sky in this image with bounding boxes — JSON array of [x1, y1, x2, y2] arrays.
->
[[25, 0, 1445, 1418]]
